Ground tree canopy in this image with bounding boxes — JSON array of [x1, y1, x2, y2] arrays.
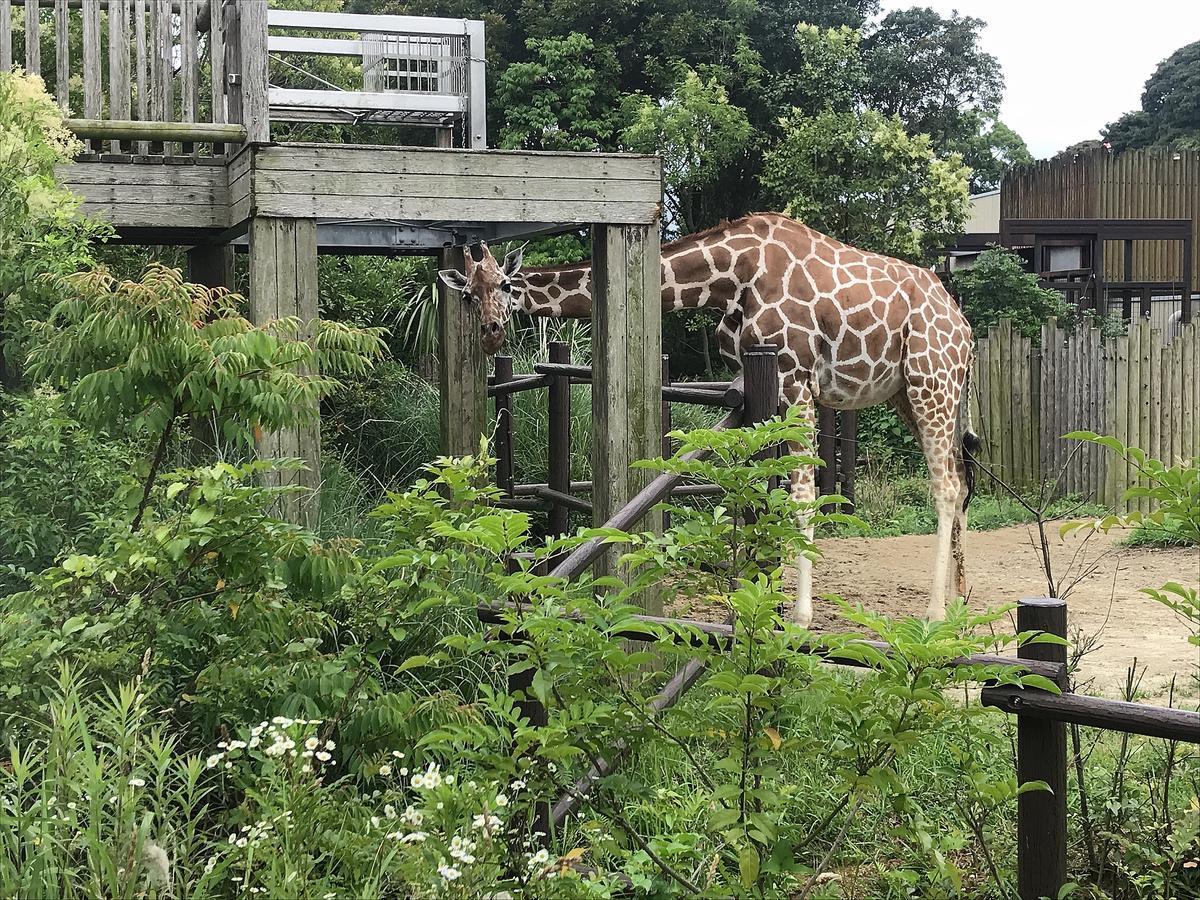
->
[[352, 0, 1027, 236], [1105, 39, 1200, 152]]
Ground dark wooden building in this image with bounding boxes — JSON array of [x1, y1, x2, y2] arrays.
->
[[1000, 147, 1200, 325]]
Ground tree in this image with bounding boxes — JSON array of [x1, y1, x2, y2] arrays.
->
[[1105, 39, 1200, 151], [494, 32, 623, 151], [620, 67, 752, 236], [761, 108, 970, 263], [862, 8, 1002, 144], [951, 247, 1068, 339]]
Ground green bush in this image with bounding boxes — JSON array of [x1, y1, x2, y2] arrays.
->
[[0, 389, 140, 594]]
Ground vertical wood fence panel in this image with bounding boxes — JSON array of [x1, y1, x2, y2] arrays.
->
[[975, 318, 1196, 510]]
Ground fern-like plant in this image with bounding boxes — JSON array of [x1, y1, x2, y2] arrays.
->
[[27, 264, 386, 529]]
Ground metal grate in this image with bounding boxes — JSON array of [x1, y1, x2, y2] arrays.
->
[[362, 32, 468, 96]]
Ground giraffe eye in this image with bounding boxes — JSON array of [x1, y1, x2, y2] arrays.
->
[[501, 280, 511, 292]]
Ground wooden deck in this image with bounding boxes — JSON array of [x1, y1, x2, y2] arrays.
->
[[57, 143, 661, 249]]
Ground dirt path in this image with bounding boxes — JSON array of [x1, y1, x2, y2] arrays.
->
[[790, 525, 1200, 699]]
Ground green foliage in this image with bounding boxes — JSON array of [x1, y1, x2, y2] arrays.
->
[[0, 71, 110, 384], [0, 389, 141, 594], [761, 105, 970, 262], [953, 248, 1071, 339], [621, 66, 752, 236], [496, 33, 623, 151], [28, 265, 384, 444], [1105, 39, 1200, 152]]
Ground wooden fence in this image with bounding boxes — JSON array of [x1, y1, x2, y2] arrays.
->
[[970, 318, 1200, 509]]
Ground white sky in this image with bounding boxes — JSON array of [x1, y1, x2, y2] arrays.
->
[[877, 0, 1200, 158]]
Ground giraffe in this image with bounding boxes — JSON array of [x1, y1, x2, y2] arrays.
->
[[438, 212, 979, 625]]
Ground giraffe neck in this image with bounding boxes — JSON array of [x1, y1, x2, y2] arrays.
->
[[511, 231, 747, 318]]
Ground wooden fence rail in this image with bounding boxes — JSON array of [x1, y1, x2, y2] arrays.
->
[[971, 317, 1200, 508]]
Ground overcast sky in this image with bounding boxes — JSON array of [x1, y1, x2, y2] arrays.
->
[[877, 0, 1200, 159]]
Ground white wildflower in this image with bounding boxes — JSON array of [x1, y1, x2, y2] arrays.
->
[[445, 775, 455, 785], [391, 750, 403, 759], [315, 751, 332, 763], [399, 831, 427, 844], [228, 740, 247, 751], [438, 864, 462, 882], [325, 739, 336, 750], [305, 737, 319, 751], [399, 768, 409, 777], [378, 764, 392, 777], [142, 841, 171, 887], [371, 816, 381, 828], [472, 813, 502, 831], [128, 778, 146, 788], [495, 794, 509, 808], [206, 754, 224, 769]]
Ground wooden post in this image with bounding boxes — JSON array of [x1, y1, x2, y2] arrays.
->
[[187, 243, 235, 291], [438, 246, 488, 458], [1182, 235, 1193, 325], [839, 410, 857, 513], [547, 341, 571, 539], [237, 0, 269, 143], [591, 221, 662, 606], [24, 0, 40, 76], [817, 405, 836, 506], [248, 217, 320, 527], [493, 355, 514, 496], [660, 353, 672, 533], [507, 657, 549, 842], [1016, 598, 1068, 900]]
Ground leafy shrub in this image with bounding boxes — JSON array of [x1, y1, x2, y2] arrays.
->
[[0, 389, 140, 594]]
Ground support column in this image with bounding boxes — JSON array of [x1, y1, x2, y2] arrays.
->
[[248, 216, 319, 527], [438, 246, 489, 458], [591, 222, 662, 606], [188, 244, 236, 292], [188, 244, 236, 459]]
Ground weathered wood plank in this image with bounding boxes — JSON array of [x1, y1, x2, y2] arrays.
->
[[592, 221, 663, 602], [248, 216, 320, 526], [1114, 329, 1130, 510], [133, 0, 147, 154], [0, 2, 11, 72], [81, 0, 101, 123], [254, 169, 661, 204], [1139, 321, 1153, 512], [255, 192, 660, 226], [65, 117, 246, 143], [107, 0, 131, 153], [238, 0, 269, 142], [1171, 332, 1183, 464], [254, 143, 661, 182], [57, 159, 228, 229], [207, 0, 224, 140], [437, 246, 488, 459], [180, 0, 198, 153], [151, 0, 172, 153], [53, 0, 68, 109], [25, 0, 40, 74]]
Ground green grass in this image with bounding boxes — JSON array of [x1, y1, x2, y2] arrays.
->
[[826, 469, 1109, 538], [1122, 515, 1200, 549]]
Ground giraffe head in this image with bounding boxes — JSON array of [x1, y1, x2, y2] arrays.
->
[[437, 242, 524, 355]]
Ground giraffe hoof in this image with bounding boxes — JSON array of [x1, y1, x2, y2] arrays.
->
[[790, 605, 813, 629]]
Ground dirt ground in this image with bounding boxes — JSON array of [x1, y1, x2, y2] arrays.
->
[[668, 525, 1200, 699], [797, 524, 1200, 699]]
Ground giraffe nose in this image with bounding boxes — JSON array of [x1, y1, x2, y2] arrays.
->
[[481, 322, 502, 335]]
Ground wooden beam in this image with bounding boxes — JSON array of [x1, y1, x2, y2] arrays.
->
[[64, 118, 248, 143], [591, 221, 662, 604], [268, 87, 463, 114], [437, 246, 488, 458], [187, 243, 234, 290], [238, 0, 269, 143], [248, 217, 319, 526]]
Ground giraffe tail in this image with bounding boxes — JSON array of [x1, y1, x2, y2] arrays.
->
[[960, 372, 982, 512]]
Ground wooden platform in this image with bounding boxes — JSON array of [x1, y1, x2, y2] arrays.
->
[[57, 143, 662, 250]]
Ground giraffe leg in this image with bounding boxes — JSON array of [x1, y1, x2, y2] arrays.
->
[[892, 389, 964, 621], [785, 383, 817, 628]]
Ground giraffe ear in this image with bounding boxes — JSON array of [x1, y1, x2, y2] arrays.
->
[[438, 269, 469, 293], [502, 245, 524, 277]]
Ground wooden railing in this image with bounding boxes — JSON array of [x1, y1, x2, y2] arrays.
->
[[3, 0, 486, 155]]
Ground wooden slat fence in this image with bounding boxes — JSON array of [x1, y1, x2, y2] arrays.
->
[[3, 0, 246, 153], [972, 317, 1200, 509]]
